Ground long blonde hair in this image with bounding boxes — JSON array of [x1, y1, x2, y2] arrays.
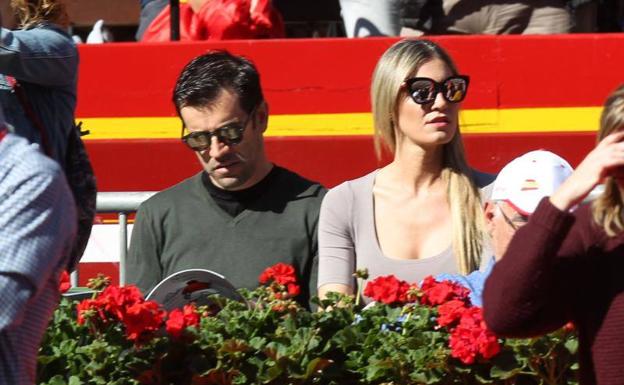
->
[[592, 84, 624, 236], [11, 0, 69, 29], [371, 39, 485, 274]]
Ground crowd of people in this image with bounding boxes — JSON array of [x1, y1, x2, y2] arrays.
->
[[121, 41, 624, 384], [2, 0, 624, 384], [72, 0, 624, 42]]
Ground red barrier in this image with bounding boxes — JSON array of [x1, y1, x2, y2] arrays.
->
[[77, 35, 621, 190]]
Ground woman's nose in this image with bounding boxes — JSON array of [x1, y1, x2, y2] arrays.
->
[[431, 91, 448, 110]]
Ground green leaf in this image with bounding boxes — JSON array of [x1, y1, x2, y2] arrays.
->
[[489, 350, 524, 379], [565, 337, 579, 354], [45, 375, 68, 385]]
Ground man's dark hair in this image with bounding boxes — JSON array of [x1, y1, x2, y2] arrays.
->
[[173, 50, 264, 117]]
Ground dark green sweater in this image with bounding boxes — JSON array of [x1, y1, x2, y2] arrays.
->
[[126, 167, 326, 307]]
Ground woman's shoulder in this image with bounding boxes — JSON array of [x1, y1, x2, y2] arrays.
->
[[329, 169, 378, 194], [323, 169, 377, 209]]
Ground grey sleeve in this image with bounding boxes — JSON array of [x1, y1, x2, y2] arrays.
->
[[0, 162, 75, 287], [0, 274, 33, 331], [317, 185, 356, 289], [126, 204, 163, 295], [0, 151, 75, 331]]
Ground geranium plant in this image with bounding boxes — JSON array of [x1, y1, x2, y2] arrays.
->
[[37, 265, 578, 385]]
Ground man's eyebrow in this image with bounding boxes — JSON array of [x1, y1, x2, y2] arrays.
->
[[218, 120, 244, 127], [189, 119, 242, 132]]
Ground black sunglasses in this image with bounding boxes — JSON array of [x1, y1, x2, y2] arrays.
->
[[181, 110, 254, 151], [402, 75, 470, 105]]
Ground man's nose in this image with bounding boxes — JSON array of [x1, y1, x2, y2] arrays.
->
[[207, 135, 231, 158]]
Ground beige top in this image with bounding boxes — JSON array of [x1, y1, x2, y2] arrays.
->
[[317, 169, 494, 301]]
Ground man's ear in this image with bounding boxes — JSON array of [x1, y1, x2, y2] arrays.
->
[[484, 201, 496, 235], [254, 102, 269, 133]]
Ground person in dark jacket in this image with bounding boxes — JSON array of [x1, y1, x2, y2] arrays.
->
[[483, 84, 624, 385]]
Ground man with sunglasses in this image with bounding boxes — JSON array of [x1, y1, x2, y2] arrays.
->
[[437, 150, 573, 306], [126, 51, 326, 308]]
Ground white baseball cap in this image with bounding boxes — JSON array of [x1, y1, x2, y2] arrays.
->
[[491, 150, 573, 215]]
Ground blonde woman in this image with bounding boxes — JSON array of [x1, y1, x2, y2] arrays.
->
[[0, 0, 77, 165], [483, 84, 624, 385], [317, 39, 494, 301]]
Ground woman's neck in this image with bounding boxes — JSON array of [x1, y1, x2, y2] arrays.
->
[[384, 144, 445, 193]]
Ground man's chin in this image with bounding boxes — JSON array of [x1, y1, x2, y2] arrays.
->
[[208, 174, 247, 191]]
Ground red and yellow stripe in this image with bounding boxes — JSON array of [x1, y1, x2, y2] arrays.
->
[[80, 107, 602, 140]]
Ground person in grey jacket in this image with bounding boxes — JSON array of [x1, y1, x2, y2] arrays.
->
[[0, 109, 77, 385]]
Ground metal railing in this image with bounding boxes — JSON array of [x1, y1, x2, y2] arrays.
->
[[77, 191, 156, 286], [170, 0, 180, 41]]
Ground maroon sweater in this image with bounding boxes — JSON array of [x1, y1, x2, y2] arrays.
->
[[483, 198, 624, 385]]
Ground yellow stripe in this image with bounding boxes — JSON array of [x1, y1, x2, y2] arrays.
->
[[79, 106, 601, 140]]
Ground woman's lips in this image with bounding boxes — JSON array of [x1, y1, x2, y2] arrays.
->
[[426, 115, 449, 124]]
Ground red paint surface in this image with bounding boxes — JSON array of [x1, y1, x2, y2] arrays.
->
[[88, 132, 596, 191], [78, 262, 120, 287], [76, 35, 624, 117], [78, 35, 619, 192]]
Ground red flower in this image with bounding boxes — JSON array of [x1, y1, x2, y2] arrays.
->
[[166, 309, 185, 338], [437, 299, 468, 328], [363, 275, 415, 305], [287, 283, 300, 297], [76, 299, 98, 325], [123, 301, 166, 342], [419, 276, 470, 306], [259, 263, 298, 285], [59, 270, 71, 294], [259, 263, 301, 300], [449, 307, 500, 364], [74, 284, 166, 344], [182, 304, 200, 326], [97, 285, 144, 321], [166, 304, 200, 339]]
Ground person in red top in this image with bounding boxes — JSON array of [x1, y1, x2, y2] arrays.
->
[[141, 0, 285, 42], [483, 83, 624, 385]]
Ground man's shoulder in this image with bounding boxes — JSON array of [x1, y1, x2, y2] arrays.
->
[[0, 134, 62, 183], [139, 173, 202, 211], [273, 166, 327, 201]]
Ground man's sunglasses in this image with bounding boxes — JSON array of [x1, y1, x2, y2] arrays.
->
[[181, 110, 254, 151], [495, 202, 529, 231], [402, 75, 469, 105]]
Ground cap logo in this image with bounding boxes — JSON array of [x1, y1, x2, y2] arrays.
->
[[520, 179, 539, 191]]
